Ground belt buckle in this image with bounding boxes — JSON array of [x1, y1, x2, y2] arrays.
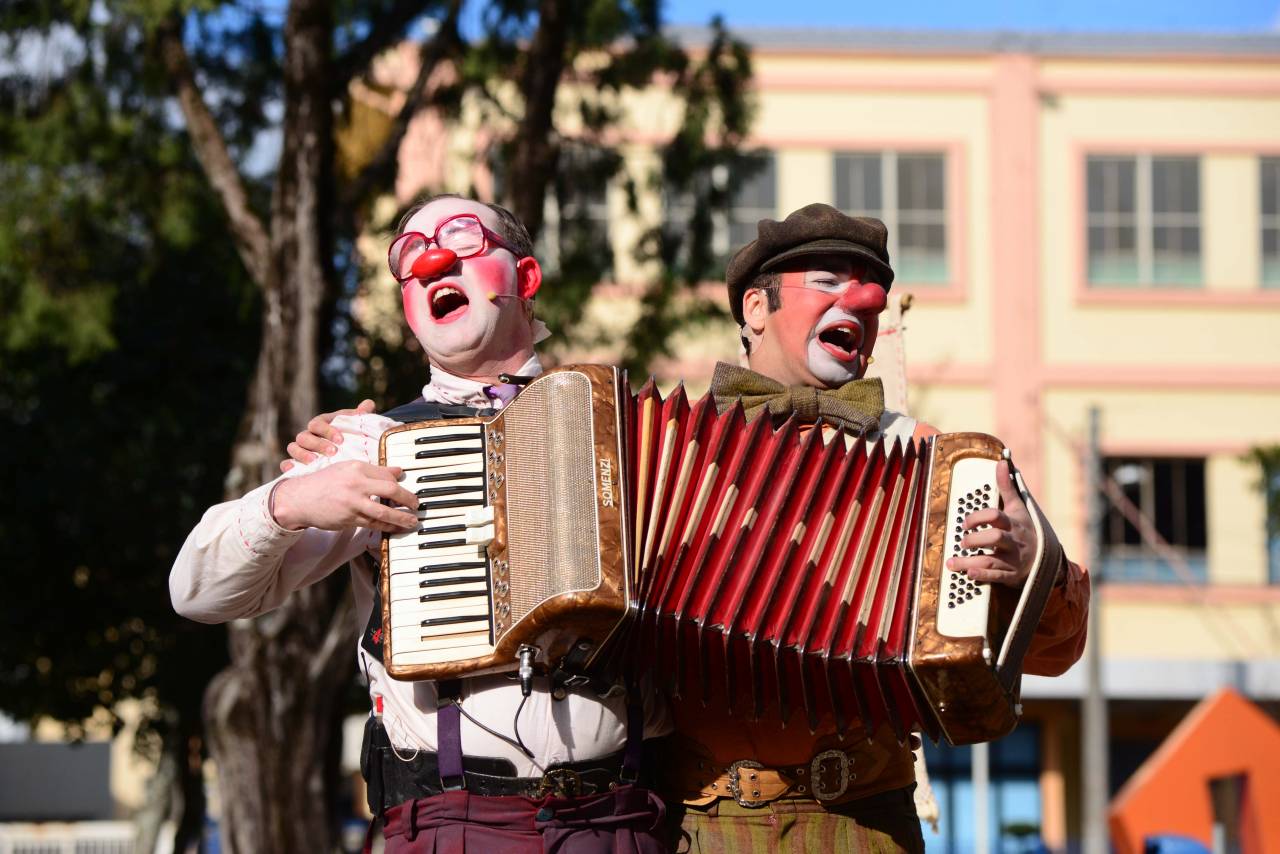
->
[[809, 749, 854, 802], [539, 768, 583, 798], [725, 759, 766, 808]]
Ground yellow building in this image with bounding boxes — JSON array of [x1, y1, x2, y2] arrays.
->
[[370, 27, 1280, 853]]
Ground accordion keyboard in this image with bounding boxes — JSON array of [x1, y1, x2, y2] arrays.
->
[[937, 456, 996, 639], [382, 424, 498, 668]]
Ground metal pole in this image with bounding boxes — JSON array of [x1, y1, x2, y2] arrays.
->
[[972, 741, 990, 854], [1082, 406, 1109, 854]]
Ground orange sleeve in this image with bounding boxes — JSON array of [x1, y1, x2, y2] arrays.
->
[[1023, 557, 1091, 676]]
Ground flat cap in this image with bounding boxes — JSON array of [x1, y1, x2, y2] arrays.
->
[[725, 203, 895, 324]]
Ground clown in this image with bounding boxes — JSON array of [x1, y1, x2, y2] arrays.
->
[[172, 195, 671, 854], [658, 203, 1091, 853]]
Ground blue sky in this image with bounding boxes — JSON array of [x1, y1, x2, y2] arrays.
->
[[660, 0, 1280, 32]]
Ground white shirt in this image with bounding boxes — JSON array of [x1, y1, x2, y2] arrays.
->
[[170, 357, 668, 776]]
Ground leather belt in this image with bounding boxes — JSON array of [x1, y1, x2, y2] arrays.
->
[[688, 748, 858, 808], [663, 731, 919, 810], [362, 718, 641, 814]]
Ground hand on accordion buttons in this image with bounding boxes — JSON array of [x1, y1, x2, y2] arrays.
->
[[946, 460, 1036, 589], [280, 399, 377, 472], [270, 461, 419, 533]]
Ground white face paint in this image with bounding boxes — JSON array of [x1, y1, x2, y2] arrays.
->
[[806, 307, 866, 386]]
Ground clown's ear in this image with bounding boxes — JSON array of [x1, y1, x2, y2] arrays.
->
[[516, 256, 542, 300]]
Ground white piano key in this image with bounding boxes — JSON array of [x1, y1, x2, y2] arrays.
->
[[385, 427, 481, 451], [389, 544, 488, 565], [388, 596, 491, 623], [390, 572, 489, 597], [464, 505, 495, 527], [388, 580, 488, 603], [386, 443, 484, 470]]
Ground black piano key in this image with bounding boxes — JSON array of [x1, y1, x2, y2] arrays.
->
[[415, 447, 479, 459], [419, 561, 487, 573], [415, 485, 485, 498], [420, 590, 488, 602], [418, 538, 467, 550], [417, 471, 481, 483], [415, 433, 479, 445], [417, 523, 466, 535], [418, 498, 485, 511], [421, 613, 490, 627], [420, 575, 488, 589]]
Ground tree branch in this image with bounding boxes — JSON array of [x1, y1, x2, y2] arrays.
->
[[340, 0, 463, 209], [332, 0, 440, 88], [156, 16, 270, 286]]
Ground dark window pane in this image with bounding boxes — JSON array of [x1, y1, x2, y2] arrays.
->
[[1261, 157, 1279, 217], [900, 222, 945, 253], [1265, 228, 1279, 256], [1153, 225, 1200, 256], [731, 154, 776, 211], [1184, 460, 1207, 548], [898, 154, 945, 212], [834, 153, 882, 214], [1152, 157, 1199, 214], [1087, 157, 1136, 215]]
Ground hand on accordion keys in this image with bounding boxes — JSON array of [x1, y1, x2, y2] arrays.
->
[[945, 459, 1037, 589], [270, 461, 420, 534]]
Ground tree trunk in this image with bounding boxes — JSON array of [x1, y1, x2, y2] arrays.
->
[[505, 0, 570, 238], [199, 0, 352, 850]]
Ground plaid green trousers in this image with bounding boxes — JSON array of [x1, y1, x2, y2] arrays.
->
[[668, 785, 925, 853]]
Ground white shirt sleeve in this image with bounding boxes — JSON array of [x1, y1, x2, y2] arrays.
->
[[169, 413, 396, 623]]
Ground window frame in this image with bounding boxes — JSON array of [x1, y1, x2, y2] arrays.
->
[[1086, 153, 1203, 289], [1100, 455, 1208, 584], [1261, 156, 1280, 289], [834, 149, 950, 286]]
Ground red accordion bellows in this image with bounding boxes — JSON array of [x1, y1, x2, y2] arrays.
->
[[606, 379, 936, 740]]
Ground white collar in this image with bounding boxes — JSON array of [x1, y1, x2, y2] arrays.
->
[[420, 354, 543, 410]]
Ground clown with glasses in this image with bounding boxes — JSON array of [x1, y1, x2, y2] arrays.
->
[[171, 195, 671, 853]]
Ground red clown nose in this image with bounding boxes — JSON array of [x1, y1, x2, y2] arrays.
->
[[410, 247, 458, 281], [836, 282, 888, 313]]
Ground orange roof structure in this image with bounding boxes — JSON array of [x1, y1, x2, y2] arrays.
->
[[1109, 688, 1280, 854]]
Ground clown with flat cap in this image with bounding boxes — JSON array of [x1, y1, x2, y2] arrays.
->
[[656, 204, 1092, 854]]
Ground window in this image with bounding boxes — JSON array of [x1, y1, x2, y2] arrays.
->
[[1262, 157, 1280, 288], [541, 143, 615, 277], [1087, 154, 1201, 287], [922, 725, 1042, 853], [663, 152, 776, 273], [1101, 457, 1207, 583], [835, 151, 948, 283], [728, 154, 777, 251]]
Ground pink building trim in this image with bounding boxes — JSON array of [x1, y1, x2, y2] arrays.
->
[[990, 54, 1045, 490]]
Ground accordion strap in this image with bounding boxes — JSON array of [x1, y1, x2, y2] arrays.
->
[[435, 679, 465, 790]]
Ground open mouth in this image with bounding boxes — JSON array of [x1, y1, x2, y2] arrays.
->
[[817, 321, 863, 362], [427, 285, 470, 322]]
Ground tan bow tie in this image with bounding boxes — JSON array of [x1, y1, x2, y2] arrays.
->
[[708, 362, 885, 435]]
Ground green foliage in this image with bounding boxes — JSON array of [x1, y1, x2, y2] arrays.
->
[[0, 6, 258, 742], [358, 7, 755, 402], [1244, 445, 1280, 533]]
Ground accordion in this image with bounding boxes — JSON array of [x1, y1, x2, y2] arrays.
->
[[379, 365, 1063, 745]]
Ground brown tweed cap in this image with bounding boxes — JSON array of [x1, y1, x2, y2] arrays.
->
[[725, 203, 895, 324]]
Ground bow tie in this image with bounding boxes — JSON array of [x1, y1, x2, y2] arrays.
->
[[708, 362, 885, 435]]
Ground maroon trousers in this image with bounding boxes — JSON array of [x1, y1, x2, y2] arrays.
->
[[380, 785, 668, 854]]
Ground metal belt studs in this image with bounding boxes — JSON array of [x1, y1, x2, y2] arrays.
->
[[809, 749, 854, 802], [725, 759, 766, 808]]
